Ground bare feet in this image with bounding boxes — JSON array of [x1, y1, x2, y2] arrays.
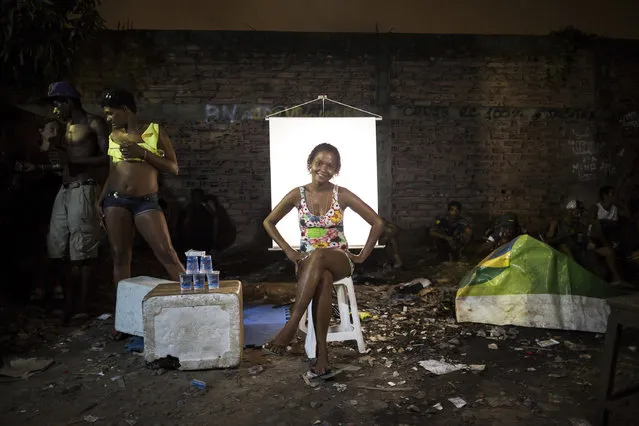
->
[[262, 341, 287, 356], [312, 356, 330, 375]]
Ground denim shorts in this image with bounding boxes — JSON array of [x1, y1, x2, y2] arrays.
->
[[103, 191, 162, 216]]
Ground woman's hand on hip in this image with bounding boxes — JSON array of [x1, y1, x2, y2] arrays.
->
[[285, 249, 303, 264]]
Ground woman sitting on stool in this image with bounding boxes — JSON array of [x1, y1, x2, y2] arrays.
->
[[262, 143, 384, 378]]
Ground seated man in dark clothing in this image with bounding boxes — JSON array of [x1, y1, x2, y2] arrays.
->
[[479, 212, 527, 254], [546, 199, 622, 283], [176, 189, 237, 259], [430, 201, 473, 261], [379, 218, 403, 269]]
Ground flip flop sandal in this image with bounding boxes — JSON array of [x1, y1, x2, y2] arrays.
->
[[304, 368, 343, 381], [262, 342, 286, 356]]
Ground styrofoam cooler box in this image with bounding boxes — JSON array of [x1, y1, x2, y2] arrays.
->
[[142, 281, 243, 370], [115, 276, 176, 336]]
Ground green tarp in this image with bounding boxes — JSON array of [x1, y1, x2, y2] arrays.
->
[[456, 235, 616, 333]]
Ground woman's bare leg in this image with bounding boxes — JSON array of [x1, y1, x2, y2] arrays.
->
[[134, 210, 184, 281], [269, 249, 350, 351], [104, 207, 135, 288], [311, 270, 334, 374]]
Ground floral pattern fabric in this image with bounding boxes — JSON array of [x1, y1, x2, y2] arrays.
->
[[298, 185, 348, 253]]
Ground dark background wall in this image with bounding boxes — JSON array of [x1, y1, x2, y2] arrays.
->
[[66, 31, 639, 238], [98, 0, 639, 40]]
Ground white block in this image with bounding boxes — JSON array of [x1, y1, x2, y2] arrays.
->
[[143, 281, 243, 370], [115, 276, 176, 336]]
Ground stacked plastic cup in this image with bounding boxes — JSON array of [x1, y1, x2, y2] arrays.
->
[[207, 270, 220, 290], [180, 272, 193, 292], [200, 255, 213, 273]]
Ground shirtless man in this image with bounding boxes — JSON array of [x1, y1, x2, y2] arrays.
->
[[44, 82, 109, 321]]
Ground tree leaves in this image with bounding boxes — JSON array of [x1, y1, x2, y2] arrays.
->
[[0, 0, 106, 90]]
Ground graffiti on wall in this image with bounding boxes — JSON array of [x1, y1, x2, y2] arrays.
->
[[395, 105, 596, 121], [565, 128, 617, 182], [205, 104, 360, 123], [620, 111, 639, 129]]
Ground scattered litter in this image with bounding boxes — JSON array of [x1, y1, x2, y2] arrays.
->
[[358, 312, 373, 321], [97, 314, 112, 320], [90, 342, 105, 352], [125, 420, 137, 425], [355, 384, 414, 392], [448, 397, 466, 408], [334, 363, 362, 372], [537, 339, 560, 348], [349, 400, 358, 406], [0, 358, 54, 378], [579, 354, 591, 360], [489, 327, 506, 339], [147, 355, 180, 370], [548, 373, 565, 378], [191, 379, 206, 390], [387, 381, 396, 387], [248, 365, 265, 376], [629, 346, 637, 352], [488, 343, 498, 350], [568, 418, 592, 426], [397, 278, 431, 294], [432, 403, 443, 411], [408, 404, 420, 412], [564, 341, 587, 351], [83, 415, 99, 423], [418, 359, 486, 375], [111, 375, 126, 389], [527, 367, 536, 372], [419, 360, 463, 375], [333, 383, 347, 392]]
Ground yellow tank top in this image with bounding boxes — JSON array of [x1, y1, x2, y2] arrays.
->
[[108, 123, 164, 163]]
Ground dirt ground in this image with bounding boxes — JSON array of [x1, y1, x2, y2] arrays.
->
[[1, 251, 639, 426]]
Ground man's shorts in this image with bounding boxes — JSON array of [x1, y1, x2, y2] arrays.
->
[[47, 180, 100, 261]]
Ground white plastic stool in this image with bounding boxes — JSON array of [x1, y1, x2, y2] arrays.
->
[[298, 276, 367, 359]]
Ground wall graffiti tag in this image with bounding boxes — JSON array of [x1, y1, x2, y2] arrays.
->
[[565, 128, 616, 182], [620, 111, 639, 129], [395, 106, 596, 121], [567, 128, 597, 182], [205, 104, 360, 123]]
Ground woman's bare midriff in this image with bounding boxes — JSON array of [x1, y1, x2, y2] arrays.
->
[[109, 161, 159, 196]]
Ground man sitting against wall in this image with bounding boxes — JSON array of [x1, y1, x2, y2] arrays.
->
[[429, 201, 473, 261], [546, 199, 623, 284], [478, 212, 527, 254]]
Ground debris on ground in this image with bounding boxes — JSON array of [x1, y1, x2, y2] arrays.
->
[[248, 365, 265, 376], [0, 357, 54, 378], [448, 397, 467, 408]]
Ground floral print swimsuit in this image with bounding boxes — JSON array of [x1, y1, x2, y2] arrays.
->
[[298, 185, 354, 273]]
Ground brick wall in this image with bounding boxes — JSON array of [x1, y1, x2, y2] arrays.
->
[[72, 31, 639, 238]]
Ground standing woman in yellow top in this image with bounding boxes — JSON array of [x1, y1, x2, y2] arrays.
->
[[97, 89, 184, 291]]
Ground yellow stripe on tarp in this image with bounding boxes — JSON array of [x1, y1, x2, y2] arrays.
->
[[478, 251, 511, 268]]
